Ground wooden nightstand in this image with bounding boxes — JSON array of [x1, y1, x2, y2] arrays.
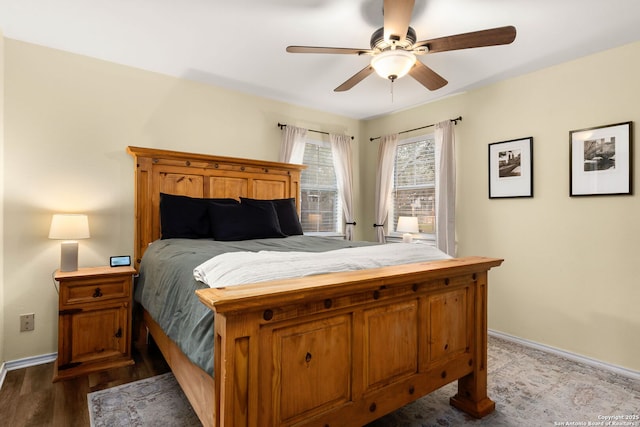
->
[[53, 266, 136, 381]]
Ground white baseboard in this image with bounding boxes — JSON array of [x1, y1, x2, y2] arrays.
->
[[5, 352, 57, 371], [0, 353, 57, 391], [489, 329, 640, 381], [0, 362, 6, 390]]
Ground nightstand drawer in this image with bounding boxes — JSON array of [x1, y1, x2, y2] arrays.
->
[[60, 276, 131, 307]]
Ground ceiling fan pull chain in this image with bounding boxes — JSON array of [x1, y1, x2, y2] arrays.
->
[[390, 79, 395, 103]]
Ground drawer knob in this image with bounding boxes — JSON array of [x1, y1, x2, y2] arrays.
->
[[93, 288, 103, 298], [115, 328, 122, 338]]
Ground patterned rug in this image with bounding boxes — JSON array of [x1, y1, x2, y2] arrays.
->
[[88, 336, 640, 426], [368, 336, 640, 426], [88, 372, 199, 427]]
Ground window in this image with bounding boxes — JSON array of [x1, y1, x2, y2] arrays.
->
[[300, 140, 342, 234], [390, 134, 436, 237]]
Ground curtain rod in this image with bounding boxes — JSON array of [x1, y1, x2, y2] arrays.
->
[[368, 116, 462, 142], [277, 123, 354, 140]]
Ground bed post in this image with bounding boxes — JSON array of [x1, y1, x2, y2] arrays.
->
[[215, 311, 261, 427], [449, 270, 495, 417]]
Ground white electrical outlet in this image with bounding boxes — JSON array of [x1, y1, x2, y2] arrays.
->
[[20, 313, 35, 332]]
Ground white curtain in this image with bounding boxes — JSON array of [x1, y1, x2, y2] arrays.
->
[[279, 125, 307, 164], [330, 134, 356, 240], [434, 120, 456, 256], [374, 134, 399, 243]]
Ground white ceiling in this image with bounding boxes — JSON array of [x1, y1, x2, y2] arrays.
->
[[2, 0, 640, 120]]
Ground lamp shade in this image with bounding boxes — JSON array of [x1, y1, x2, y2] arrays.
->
[[308, 213, 322, 228], [396, 216, 419, 233], [49, 214, 90, 240], [371, 49, 417, 81]]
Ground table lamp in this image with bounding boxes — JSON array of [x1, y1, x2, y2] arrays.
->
[[49, 214, 90, 272], [308, 213, 322, 232], [396, 216, 419, 243]]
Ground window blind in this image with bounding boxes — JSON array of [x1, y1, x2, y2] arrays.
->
[[301, 141, 342, 233], [392, 136, 436, 234]]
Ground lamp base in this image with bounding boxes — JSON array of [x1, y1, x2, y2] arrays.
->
[[402, 233, 413, 243], [60, 241, 79, 272]]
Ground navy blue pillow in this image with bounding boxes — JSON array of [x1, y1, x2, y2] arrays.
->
[[208, 201, 286, 241], [159, 193, 238, 239], [240, 197, 303, 236]]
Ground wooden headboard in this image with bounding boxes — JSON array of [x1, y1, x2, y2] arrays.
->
[[127, 146, 305, 270]]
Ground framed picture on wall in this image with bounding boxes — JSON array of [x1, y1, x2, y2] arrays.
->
[[488, 137, 534, 198], [570, 121, 632, 196]]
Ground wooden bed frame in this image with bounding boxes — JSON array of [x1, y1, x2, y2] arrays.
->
[[127, 146, 503, 427]]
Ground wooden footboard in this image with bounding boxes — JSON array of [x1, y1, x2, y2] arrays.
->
[[196, 256, 502, 427]]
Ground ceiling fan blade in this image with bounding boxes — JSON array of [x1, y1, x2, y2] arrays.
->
[[286, 46, 374, 55], [409, 61, 448, 90], [383, 0, 415, 42], [334, 65, 375, 92], [414, 25, 516, 53]]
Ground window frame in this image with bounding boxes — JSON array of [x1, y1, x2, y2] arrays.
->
[[300, 138, 343, 236], [388, 133, 436, 242]]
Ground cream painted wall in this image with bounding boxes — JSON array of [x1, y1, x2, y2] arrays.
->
[[362, 41, 640, 371], [1, 31, 6, 366], [3, 36, 639, 373], [2, 39, 362, 361]]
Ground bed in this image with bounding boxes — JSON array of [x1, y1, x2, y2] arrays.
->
[[127, 146, 503, 427]]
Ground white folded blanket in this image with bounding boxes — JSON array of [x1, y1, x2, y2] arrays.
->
[[193, 243, 451, 288]]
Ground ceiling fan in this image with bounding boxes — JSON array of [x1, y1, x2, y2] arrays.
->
[[286, 0, 516, 92]]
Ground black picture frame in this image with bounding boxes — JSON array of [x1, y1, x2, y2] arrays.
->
[[569, 121, 632, 196], [488, 137, 534, 199]]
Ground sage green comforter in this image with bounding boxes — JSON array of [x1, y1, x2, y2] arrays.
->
[[135, 236, 376, 375]]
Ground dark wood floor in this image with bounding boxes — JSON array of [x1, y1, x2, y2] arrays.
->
[[0, 340, 170, 427]]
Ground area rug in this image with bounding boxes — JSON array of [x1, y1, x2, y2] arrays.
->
[[88, 372, 199, 427], [88, 336, 640, 426], [368, 336, 640, 427]]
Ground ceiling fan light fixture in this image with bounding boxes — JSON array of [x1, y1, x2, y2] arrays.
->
[[371, 49, 416, 81]]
